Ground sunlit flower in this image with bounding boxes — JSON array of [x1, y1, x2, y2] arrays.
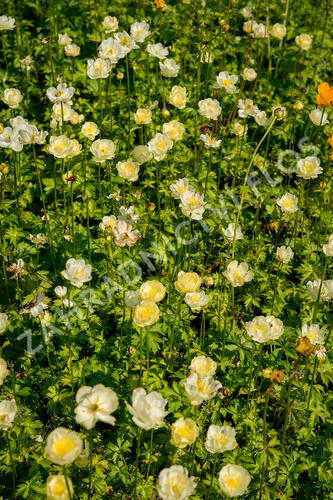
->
[[175, 271, 202, 293], [301, 324, 325, 345], [295, 33, 312, 50], [238, 98, 259, 118], [200, 134, 221, 147], [323, 234, 333, 256], [148, 132, 173, 161], [2, 88, 22, 108], [87, 58, 111, 79], [223, 223, 243, 243], [159, 58, 180, 77], [0, 16, 15, 31], [81, 122, 100, 141], [46, 474, 73, 500], [61, 258, 92, 288], [0, 358, 9, 385], [179, 190, 206, 220], [130, 20, 151, 43], [214, 71, 238, 93], [54, 286, 67, 297], [98, 37, 124, 63], [157, 465, 197, 500], [115, 30, 138, 55], [134, 107, 152, 125], [243, 68, 257, 82], [0, 399, 18, 429], [47, 135, 73, 158], [254, 110, 270, 126], [185, 372, 221, 405], [131, 145, 152, 164], [184, 291, 209, 311], [316, 82, 333, 107], [58, 33, 72, 45], [276, 192, 298, 213], [116, 159, 140, 181], [223, 261, 254, 287], [190, 355, 216, 378], [205, 424, 237, 453], [119, 206, 140, 224], [168, 85, 188, 109], [253, 23, 267, 38], [198, 98, 222, 120], [162, 120, 185, 141], [65, 43, 80, 57], [219, 464, 251, 497], [271, 23, 287, 40], [147, 42, 169, 59], [75, 384, 119, 429], [102, 16, 118, 33], [276, 245, 294, 263], [172, 417, 199, 448], [140, 281, 166, 302], [296, 156, 322, 179], [306, 279, 331, 301], [125, 388, 168, 430], [133, 299, 160, 327], [309, 108, 329, 126], [90, 139, 116, 162], [52, 103, 75, 123], [245, 315, 283, 343], [45, 427, 83, 465], [46, 83, 75, 103], [170, 178, 194, 199]]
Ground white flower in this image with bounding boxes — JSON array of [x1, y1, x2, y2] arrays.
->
[[147, 42, 169, 59], [0, 313, 8, 334], [184, 291, 209, 311], [125, 388, 168, 430], [253, 23, 267, 38], [306, 279, 330, 301], [124, 290, 141, 308], [98, 37, 124, 63], [168, 86, 188, 109], [214, 71, 238, 93], [148, 133, 173, 161], [75, 384, 119, 429], [245, 315, 283, 343], [102, 16, 118, 33], [219, 464, 251, 497], [2, 88, 22, 109], [134, 108, 152, 125], [140, 281, 166, 302], [268, 316, 284, 340], [190, 355, 216, 378], [130, 20, 150, 43], [200, 134, 221, 148], [157, 465, 197, 500], [172, 417, 199, 448], [323, 234, 333, 256], [295, 33, 312, 50], [271, 23, 287, 40], [0, 359, 9, 385], [301, 324, 325, 345], [179, 190, 206, 220], [223, 261, 254, 287], [238, 98, 259, 118], [296, 156, 322, 179], [254, 110, 270, 127], [223, 223, 243, 243], [315, 345, 327, 360], [309, 109, 329, 126], [241, 7, 253, 19], [162, 120, 185, 141], [112, 220, 141, 247], [119, 206, 139, 224], [276, 192, 298, 213], [198, 98, 222, 120], [61, 258, 92, 288], [114, 31, 138, 55], [87, 58, 111, 79], [47, 135, 73, 158], [0, 16, 15, 31], [0, 399, 18, 429], [45, 427, 83, 466], [205, 424, 237, 453], [90, 139, 116, 162], [54, 286, 67, 297], [276, 246, 294, 263], [184, 373, 222, 405], [21, 293, 48, 317], [243, 20, 256, 33], [131, 145, 152, 164], [81, 122, 100, 141], [46, 83, 74, 103], [170, 178, 194, 199], [20, 55, 34, 70], [58, 33, 72, 45], [52, 103, 75, 123], [99, 215, 117, 232], [159, 58, 180, 77], [242, 67, 257, 81], [46, 474, 74, 500], [65, 43, 80, 57], [116, 159, 140, 181]]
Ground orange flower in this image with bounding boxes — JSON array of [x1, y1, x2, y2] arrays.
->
[[154, 0, 165, 8], [296, 337, 314, 356], [329, 135, 333, 148], [316, 82, 333, 108]]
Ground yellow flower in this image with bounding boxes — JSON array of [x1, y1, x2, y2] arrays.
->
[[133, 300, 160, 327], [171, 417, 199, 448], [175, 271, 202, 294], [140, 280, 166, 302], [46, 474, 73, 500]]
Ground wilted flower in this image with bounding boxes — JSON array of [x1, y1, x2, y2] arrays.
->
[[112, 220, 141, 247], [46, 474, 73, 500], [205, 424, 237, 453], [276, 192, 298, 213], [125, 388, 168, 430], [157, 465, 197, 500], [295, 33, 312, 50], [296, 336, 314, 356], [223, 260, 254, 287], [301, 324, 325, 345], [75, 384, 119, 429], [0, 399, 18, 429], [90, 139, 116, 162], [184, 372, 222, 405], [198, 98, 222, 120], [276, 245, 294, 263], [253, 22, 267, 38], [45, 427, 83, 465], [30, 233, 46, 245], [242, 67, 257, 81], [20, 55, 34, 70], [133, 300, 160, 327], [159, 58, 180, 77], [219, 464, 251, 497], [61, 258, 92, 288], [272, 105, 287, 120], [21, 293, 48, 317], [172, 417, 199, 448]]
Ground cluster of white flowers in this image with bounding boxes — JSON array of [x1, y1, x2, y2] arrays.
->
[[170, 177, 206, 220], [184, 355, 221, 405], [243, 20, 268, 38], [0, 115, 48, 152], [237, 97, 271, 127]]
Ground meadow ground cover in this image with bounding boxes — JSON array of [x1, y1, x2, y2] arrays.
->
[[0, 0, 332, 498]]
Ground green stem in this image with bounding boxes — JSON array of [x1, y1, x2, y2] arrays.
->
[[6, 432, 16, 500]]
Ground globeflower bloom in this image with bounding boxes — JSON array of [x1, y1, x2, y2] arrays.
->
[[184, 291, 209, 311], [116, 159, 140, 182], [0, 16, 15, 31], [133, 300, 160, 327], [156, 465, 197, 500], [184, 372, 222, 405], [245, 315, 284, 343], [140, 280, 166, 302], [171, 417, 199, 448], [46, 474, 73, 500], [219, 464, 251, 497], [190, 355, 217, 378], [198, 98, 222, 120], [296, 156, 322, 179], [46, 83, 75, 103], [309, 108, 329, 126], [300, 324, 325, 345], [87, 58, 111, 79], [223, 261, 254, 287], [47, 135, 73, 158], [214, 71, 238, 93], [205, 424, 238, 453], [276, 245, 294, 263], [125, 388, 168, 430], [45, 427, 83, 466], [168, 86, 188, 109], [175, 271, 202, 293], [61, 258, 92, 288], [134, 108, 152, 125], [316, 82, 333, 108], [0, 399, 18, 429], [90, 139, 116, 162], [0, 313, 8, 333], [323, 234, 333, 256], [75, 384, 119, 429], [2, 88, 22, 108], [148, 133, 173, 161], [159, 58, 180, 77], [112, 220, 141, 247], [276, 192, 298, 213]]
